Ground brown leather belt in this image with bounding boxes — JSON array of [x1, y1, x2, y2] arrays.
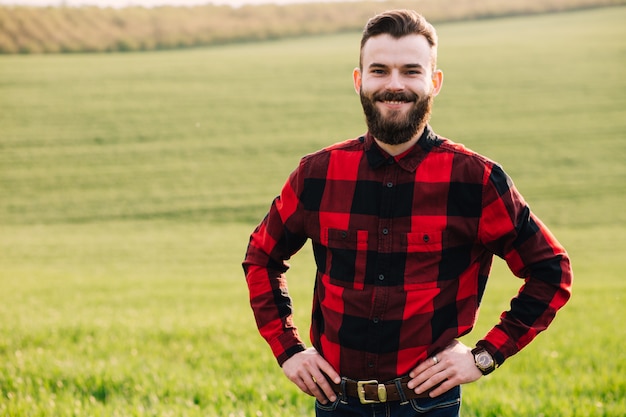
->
[[329, 376, 430, 404]]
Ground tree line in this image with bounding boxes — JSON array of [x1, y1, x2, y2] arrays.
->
[[0, 0, 622, 54]]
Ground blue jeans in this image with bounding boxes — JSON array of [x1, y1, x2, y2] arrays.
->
[[315, 385, 461, 417]]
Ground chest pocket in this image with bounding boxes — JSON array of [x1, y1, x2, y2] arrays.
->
[[321, 228, 368, 290], [403, 230, 445, 289]]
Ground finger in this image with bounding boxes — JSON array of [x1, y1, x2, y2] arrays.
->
[[319, 361, 342, 384], [411, 362, 448, 393], [294, 375, 313, 397], [310, 372, 337, 402], [305, 356, 340, 401], [300, 374, 327, 402], [409, 355, 439, 378], [299, 368, 336, 404], [311, 383, 333, 404], [414, 367, 452, 395], [428, 379, 456, 398], [408, 360, 441, 389]]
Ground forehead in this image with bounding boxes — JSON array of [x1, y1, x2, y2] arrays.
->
[[361, 34, 433, 69]]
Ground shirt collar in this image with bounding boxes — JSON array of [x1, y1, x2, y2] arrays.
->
[[363, 125, 442, 172]]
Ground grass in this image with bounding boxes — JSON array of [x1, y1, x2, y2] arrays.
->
[[1, 6, 625, 416]]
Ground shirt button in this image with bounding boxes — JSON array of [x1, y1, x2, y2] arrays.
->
[[378, 274, 385, 281], [382, 228, 389, 235], [373, 317, 380, 324], [341, 231, 347, 238], [386, 182, 393, 188], [423, 234, 430, 243]]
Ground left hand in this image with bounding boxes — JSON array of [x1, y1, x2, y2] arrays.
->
[[407, 340, 483, 397]]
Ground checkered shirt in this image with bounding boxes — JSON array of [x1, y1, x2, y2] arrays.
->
[[243, 126, 572, 381]]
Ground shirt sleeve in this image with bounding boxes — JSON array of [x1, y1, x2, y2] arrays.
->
[[477, 164, 573, 365], [242, 162, 309, 366]]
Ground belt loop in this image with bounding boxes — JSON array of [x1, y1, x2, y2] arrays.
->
[[339, 377, 349, 404], [394, 378, 409, 405]]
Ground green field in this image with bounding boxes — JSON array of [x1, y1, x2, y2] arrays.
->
[[1, 6, 625, 417]]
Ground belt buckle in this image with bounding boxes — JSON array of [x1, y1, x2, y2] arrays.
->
[[357, 380, 387, 404]]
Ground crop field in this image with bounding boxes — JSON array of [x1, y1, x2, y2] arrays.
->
[[1, 0, 622, 54], [1, 6, 625, 417]]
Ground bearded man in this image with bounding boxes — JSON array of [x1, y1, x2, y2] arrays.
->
[[243, 9, 572, 417]]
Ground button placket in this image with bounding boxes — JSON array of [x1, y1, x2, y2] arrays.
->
[[364, 164, 397, 378]]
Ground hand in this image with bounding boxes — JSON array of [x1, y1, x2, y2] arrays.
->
[[407, 340, 482, 397], [281, 347, 342, 404]]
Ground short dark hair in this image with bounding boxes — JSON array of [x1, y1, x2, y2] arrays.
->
[[360, 9, 438, 70]]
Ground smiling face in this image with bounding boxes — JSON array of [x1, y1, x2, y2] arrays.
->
[[354, 34, 443, 152]]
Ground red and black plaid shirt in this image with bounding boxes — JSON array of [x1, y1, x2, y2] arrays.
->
[[243, 126, 572, 381]]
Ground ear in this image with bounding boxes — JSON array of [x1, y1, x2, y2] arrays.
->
[[431, 69, 444, 96], [353, 67, 362, 95]]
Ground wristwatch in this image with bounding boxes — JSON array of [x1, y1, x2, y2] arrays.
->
[[471, 347, 496, 375]]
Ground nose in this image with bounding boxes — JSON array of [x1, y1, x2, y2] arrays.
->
[[386, 70, 405, 91]]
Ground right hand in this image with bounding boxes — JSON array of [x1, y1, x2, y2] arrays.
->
[[281, 347, 342, 404]]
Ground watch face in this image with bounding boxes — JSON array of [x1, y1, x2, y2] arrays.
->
[[476, 351, 494, 368]]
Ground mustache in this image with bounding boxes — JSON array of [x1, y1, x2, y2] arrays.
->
[[372, 90, 419, 103]]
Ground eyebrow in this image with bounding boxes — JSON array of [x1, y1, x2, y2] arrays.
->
[[368, 62, 425, 70]]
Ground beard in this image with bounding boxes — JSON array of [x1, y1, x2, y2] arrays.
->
[[360, 88, 434, 146]]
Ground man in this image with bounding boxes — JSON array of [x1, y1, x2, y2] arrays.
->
[[243, 9, 572, 416]]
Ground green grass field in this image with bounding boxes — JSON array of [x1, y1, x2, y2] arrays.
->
[[1, 6, 625, 416]]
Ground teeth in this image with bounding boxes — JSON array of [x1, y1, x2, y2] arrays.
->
[[384, 101, 406, 105]]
